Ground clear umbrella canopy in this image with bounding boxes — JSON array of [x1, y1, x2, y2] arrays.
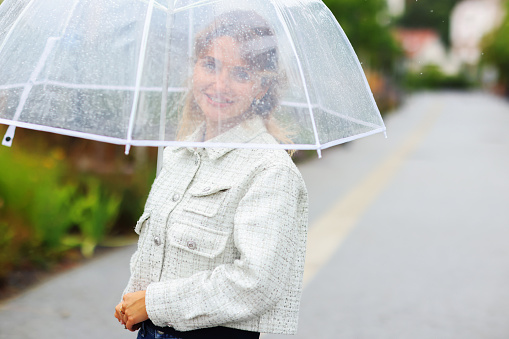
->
[[0, 0, 385, 155]]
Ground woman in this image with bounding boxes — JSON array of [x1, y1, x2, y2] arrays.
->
[[115, 10, 308, 338]]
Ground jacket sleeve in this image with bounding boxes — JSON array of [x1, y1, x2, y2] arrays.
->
[[120, 247, 141, 297], [144, 164, 306, 330]]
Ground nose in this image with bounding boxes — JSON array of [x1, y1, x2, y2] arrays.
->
[[212, 68, 232, 93]]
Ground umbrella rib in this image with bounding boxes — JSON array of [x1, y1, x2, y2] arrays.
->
[[61, 0, 80, 34], [329, 10, 386, 135], [36, 81, 164, 92], [0, 83, 26, 90], [2, 0, 79, 147], [271, 1, 322, 156], [13, 38, 60, 121], [319, 106, 383, 129], [282, 4, 331, 151], [0, 0, 37, 57], [173, 0, 222, 14], [157, 1, 176, 176], [2, 37, 60, 147], [125, 0, 156, 154], [0, 81, 187, 92], [280, 101, 383, 129], [137, 0, 168, 12]]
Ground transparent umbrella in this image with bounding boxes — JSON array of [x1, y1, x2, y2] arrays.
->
[[0, 0, 385, 158]]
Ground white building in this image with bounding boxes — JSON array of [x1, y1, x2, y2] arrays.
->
[[450, 0, 504, 65], [394, 28, 461, 75], [387, 0, 405, 16]]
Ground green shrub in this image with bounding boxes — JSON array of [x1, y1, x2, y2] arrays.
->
[[0, 148, 75, 253], [404, 65, 474, 90], [67, 178, 122, 257], [0, 146, 126, 271]]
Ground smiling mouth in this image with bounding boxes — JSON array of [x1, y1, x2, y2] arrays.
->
[[205, 94, 234, 105]]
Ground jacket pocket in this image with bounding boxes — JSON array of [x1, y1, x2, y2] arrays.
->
[[183, 183, 231, 217], [168, 222, 229, 259]]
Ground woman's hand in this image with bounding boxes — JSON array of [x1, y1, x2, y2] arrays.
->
[[114, 290, 148, 331], [114, 302, 125, 325]]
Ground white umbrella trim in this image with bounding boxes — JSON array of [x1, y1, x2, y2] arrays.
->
[[0, 117, 385, 151]]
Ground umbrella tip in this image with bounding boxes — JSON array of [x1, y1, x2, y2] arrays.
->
[[316, 149, 322, 159], [2, 125, 16, 147], [125, 144, 131, 155]]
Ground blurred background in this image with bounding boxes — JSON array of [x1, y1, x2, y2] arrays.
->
[[0, 0, 508, 309]]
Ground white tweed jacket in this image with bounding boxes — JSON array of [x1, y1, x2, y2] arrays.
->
[[122, 117, 308, 334]]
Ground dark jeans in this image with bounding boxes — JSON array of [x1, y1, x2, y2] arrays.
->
[[137, 320, 260, 339]]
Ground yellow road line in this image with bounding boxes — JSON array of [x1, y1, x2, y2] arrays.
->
[[303, 101, 444, 287]]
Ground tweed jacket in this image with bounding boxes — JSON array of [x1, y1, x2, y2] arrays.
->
[[122, 117, 309, 334]]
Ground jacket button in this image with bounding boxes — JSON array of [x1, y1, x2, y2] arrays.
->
[[187, 241, 197, 250], [154, 236, 161, 246], [172, 193, 180, 202]]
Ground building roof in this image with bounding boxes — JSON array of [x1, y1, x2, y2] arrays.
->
[[393, 29, 441, 58]]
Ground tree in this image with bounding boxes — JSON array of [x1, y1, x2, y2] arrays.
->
[[481, 0, 509, 95], [397, 0, 463, 46], [323, 0, 402, 72]]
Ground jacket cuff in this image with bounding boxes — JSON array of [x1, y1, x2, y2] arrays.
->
[[146, 282, 175, 328]]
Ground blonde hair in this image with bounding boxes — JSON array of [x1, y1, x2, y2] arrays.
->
[[176, 10, 294, 150]]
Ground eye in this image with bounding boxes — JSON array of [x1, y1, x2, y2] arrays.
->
[[200, 59, 217, 73], [231, 68, 252, 82]]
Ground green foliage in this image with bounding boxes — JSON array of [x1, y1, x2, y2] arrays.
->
[[0, 148, 72, 278], [0, 148, 75, 253], [323, 0, 402, 71], [481, 1, 509, 91], [66, 178, 122, 257], [397, 0, 462, 46], [0, 144, 137, 281], [0, 222, 16, 279], [403, 64, 473, 90]]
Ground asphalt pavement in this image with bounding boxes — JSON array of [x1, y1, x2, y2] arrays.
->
[[1, 91, 508, 339]]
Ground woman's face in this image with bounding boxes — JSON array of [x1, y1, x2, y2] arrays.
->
[[192, 36, 266, 125]]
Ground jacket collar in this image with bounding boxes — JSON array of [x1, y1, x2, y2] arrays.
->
[[171, 117, 269, 160]]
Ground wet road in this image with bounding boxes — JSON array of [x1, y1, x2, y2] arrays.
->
[[267, 91, 509, 339], [1, 91, 509, 339]]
